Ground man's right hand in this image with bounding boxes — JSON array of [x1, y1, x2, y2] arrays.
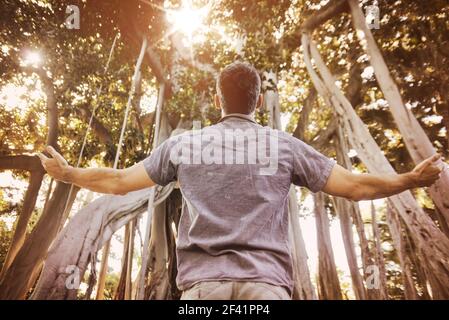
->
[[37, 146, 72, 183]]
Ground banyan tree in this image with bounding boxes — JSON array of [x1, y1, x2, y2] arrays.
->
[[0, 0, 448, 300]]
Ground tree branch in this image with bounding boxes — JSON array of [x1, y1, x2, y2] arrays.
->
[[0, 155, 43, 172], [346, 60, 363, 107], [309, 119, 338, 150], [297, 0, 349, 35], [293, 87, 317, 140], [145, 45, 166, 84], [77, 104, 113, 145]]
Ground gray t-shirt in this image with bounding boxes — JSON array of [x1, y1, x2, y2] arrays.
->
[[143, 116, 335, 293]]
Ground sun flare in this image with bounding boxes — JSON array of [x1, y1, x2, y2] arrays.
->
[[166, 2, 209, 39], [23, 50, 42, 66]]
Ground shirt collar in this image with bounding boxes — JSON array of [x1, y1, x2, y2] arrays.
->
[[218, 113, 257, 124]]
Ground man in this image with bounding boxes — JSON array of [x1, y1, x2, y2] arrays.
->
[[38, 62, 442, 300]]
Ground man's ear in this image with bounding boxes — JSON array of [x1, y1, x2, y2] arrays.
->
[[214, 94, 221, 110], [256, 94, 264, 110]]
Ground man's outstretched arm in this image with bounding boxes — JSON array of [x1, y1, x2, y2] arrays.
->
[[322, 154, 443, 201], [37, 146, 155, 195]]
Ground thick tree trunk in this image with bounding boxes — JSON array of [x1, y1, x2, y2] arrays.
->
[[166, 190, 182, 300], [333, 197, 366, 300], [124, 219, 136, 299], [143, 174, 181, 301], [402, 226, 432, 299], [0, 169, 44, 281], [114, 224, 131, 300], [351, 202, 379, 299], [302, 33, 449, 298], [144, 188, 182, 300], [314, 192, 342, 300], [95, 240, 111, 299], [0, 182, 72, 299], [288, 188, 317, 300], [385, 201, 418, 299], [145, 201, 170, 299], [370, 202, 388, 299], [114, 218, 136, 300], [136, 188, 156, 299], [349, 0, 449, 230], [0, 155, 44, 279]]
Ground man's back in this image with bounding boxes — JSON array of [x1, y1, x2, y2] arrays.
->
[[143, 115, 335, 294]]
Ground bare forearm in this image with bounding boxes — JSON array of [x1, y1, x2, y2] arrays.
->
[[38, 146, 155, 195], [353, 172, 416, 201], [65, 166, 124, 194], [323, 156, 442, 202]]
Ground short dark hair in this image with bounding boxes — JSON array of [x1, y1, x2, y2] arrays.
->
[[216, 61, 261, 114]]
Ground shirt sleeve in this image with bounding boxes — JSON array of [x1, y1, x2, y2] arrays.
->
[[289, 136, 336, 192], [143, 137, 178, 186]]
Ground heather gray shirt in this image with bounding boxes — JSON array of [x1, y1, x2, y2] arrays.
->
[[143, 115, 335, 293]]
